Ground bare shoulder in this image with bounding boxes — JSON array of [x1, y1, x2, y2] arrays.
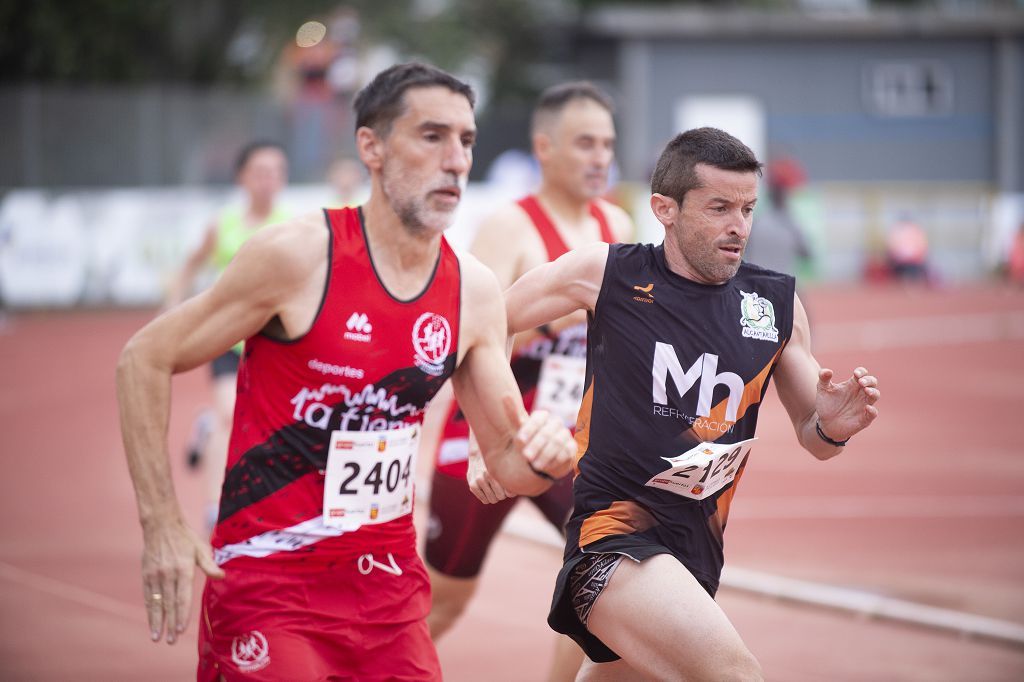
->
[[471, 201, 545, 263], [457, 251, 505, 303], [233, 211, 328, 283], [475, 201, 536, 238], [453, 250, 507, 360], [594, 198, 636, 242], [464, 199, 546, 288]]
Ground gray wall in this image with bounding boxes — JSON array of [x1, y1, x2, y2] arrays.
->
[[0, 86, 356, 188], [623, 37, 1003, 184]]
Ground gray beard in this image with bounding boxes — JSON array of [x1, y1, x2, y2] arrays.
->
[[381, 180, 455, 237]]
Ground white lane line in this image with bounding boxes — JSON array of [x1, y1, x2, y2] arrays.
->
[[730, 495, 1024, 520], [722, 566, 1024, 648], [814, 311, 1024, 352], [0, 559, 141, 624], [498, 511, 1024, 648]]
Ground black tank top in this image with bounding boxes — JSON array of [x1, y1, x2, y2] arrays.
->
[[567, 242, 795, 589]]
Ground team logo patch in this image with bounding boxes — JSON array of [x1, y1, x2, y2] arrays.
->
[[412, 312, 451, 376], [231, 630, 270, 673], [739, 290, 779, 343]]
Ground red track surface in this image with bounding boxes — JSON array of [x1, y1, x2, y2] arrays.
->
[[1, 283, 1022, 680]]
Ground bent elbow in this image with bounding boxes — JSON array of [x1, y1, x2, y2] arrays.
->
[[116, 332, 161, 388], [116, 337, 140, 383]]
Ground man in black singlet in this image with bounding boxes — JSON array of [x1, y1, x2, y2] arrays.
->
[[496, 127, 882, 680]]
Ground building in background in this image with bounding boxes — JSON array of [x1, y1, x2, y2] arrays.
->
[[572, 4, 1024, 281]]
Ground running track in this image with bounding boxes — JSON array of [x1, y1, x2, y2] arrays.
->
[[0, 283, 1022, 680]]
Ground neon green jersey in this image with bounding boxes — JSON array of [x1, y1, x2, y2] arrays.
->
[[211, 205, 291, 272], [211, 204, 290, 355]]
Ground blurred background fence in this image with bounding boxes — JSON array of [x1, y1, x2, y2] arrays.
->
[[2, 0, 1023, 307]]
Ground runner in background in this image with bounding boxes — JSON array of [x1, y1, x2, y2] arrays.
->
[[422, 81, 633, 682], [885, 212, 931, 284], [165, 140, 290, 531], [326, 156, 369, 208]]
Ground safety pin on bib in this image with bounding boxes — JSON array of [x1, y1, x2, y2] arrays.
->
[[357, 553, 403, 576]]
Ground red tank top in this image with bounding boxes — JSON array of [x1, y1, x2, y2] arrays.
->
[[433, 195, 615, 478], [212, 207, 461, 570]]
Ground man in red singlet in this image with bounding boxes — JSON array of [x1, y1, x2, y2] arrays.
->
[[116, 62, 576, 681], [423, 81, 633, 681]]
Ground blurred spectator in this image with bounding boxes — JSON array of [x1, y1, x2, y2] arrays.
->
[[326, 157, 368, 207], [885, 213, 930, 283], [744, 156, 811, 277], [166, 140, 290, 531], [276, 10, 362, 180], [1008, 222, 1024, 286], [0, 214, 9, 332]]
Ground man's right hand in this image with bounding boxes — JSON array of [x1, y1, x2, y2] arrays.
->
[[141, 518, 224, 644]]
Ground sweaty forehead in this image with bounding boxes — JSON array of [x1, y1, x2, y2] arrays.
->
[[693, 164, 759, 202], [397, 86, 475, 130]]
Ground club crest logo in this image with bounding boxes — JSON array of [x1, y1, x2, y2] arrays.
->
[[231, 630, 270, 672], [412, 312, 451, 376], [739, 290, 779, 343]]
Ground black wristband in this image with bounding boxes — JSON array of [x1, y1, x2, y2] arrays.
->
[[528, 461, 556, 482], [815, 419, 849, 447]]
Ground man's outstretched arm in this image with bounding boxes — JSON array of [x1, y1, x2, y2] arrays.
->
[[772, 293, 881, 460], [451, 256, 577, 496]]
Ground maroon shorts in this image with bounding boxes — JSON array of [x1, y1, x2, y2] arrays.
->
[[424, 466, 574, 578], [197, 548, 440, 681]]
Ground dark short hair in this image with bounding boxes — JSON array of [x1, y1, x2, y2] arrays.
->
[[531, 81, 615, 135], [353, 62, 475, 137], [234, 140, 286, 176], [650, 127, 762, 204]]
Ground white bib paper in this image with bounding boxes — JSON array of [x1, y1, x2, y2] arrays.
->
[[323, 424, 418, 530], [533, 355, 587, 427], [645, 437, 756, 501]]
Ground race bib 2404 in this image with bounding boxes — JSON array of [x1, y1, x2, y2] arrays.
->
[[323, 425, 419, 530]]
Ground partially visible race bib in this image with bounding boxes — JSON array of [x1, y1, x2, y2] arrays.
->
[[645, 437, 756, 501], [533, 355, 586, 428], [323, 425, 418, 530]]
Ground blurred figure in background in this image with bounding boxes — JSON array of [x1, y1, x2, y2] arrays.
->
[[423, 81, 634, 682], [885, 213, 930, 283], [165, 140, 290, 530], [1006, 221, 1024, 286], [743, 156, 811, 278], [326, 156, 368, 207]]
